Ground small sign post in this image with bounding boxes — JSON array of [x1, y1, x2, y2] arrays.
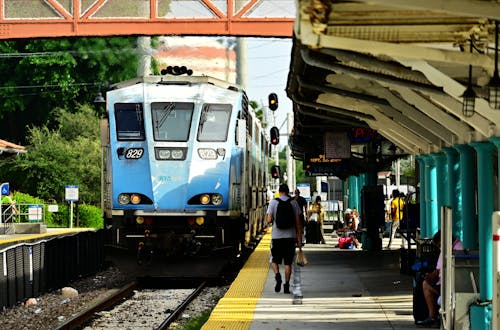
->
[[0, 182, 9, 224], [65, 185, 79, 228]]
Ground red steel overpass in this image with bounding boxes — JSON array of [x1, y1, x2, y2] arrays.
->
[[0, 0, 294, 39]]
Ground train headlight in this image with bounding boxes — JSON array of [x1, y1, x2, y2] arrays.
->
[[131, 194, 141, 204], [155, 147, 187, 160], [171, 149, 184, 159], [200, 194, 210, 204], [118, 193, 130, 204], [198, 148, 217, 160], [157, 149, 171, 159], [195, 217, 205, 226], [136, 216, 144, 225], [211, 194, 223, 205]]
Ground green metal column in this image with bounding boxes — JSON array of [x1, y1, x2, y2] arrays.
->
[[416, 156, 427, 238], [454, 144, 476, 250], [470, 141, 494, 302], [442, 147, 462, 240], [357, 173, 366, 210], [422, 155, 438, 238], [490, 137, 500, 210], [365, 171, 377, 186], [431, 153, 447, 231], [348, 176, 358, 209]]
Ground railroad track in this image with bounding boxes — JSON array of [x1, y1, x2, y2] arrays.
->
[[54, 280, 207, 330]]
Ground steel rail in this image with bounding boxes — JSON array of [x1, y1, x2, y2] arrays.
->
[[54, 281, 137, 330], [156, 281, 207, 330]]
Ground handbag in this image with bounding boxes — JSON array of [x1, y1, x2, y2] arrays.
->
[[296, 249, 308, 267]]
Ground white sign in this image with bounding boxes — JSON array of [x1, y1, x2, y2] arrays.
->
[[48, 204, 59, 212], [28, 205, 42, 221], [297, 183, 311, 201], [65, 185, 79, 202]]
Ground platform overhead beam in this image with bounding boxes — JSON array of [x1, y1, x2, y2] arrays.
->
[[0, 0, 294, 39]]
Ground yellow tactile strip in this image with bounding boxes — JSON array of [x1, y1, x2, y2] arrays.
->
[[202, 232, 271, 330]]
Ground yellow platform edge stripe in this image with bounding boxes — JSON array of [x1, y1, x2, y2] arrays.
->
[[0, 228, 95, 246], [202, 231, 271, 330]]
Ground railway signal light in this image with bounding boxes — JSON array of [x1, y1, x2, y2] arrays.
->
[[268, 93, 278, 111], [271, 165, 281, 179], [270, 126, 279, 145]]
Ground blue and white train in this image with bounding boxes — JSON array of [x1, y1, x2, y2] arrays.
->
[[101, 74, 270, 260]]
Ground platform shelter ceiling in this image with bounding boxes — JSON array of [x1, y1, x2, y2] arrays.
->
[[0, 0, 294, 38], [287, 0, 500, 172]]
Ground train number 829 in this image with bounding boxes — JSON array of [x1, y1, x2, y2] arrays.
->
[[125, 148, 144, 159]]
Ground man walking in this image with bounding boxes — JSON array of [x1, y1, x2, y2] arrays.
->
[[266, 184, 302, 293], [387, 189, 405, 249]]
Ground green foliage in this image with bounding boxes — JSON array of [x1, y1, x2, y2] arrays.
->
[[9, 191, 102, 228], [0, 105, 101, 203], [0, 37, 138, 142], [77, 204, 104, 228], [172, 310, 212, 330]]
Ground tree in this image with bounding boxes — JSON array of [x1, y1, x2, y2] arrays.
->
[[0, 105, 101, 203], [0, 37, 138, 143]]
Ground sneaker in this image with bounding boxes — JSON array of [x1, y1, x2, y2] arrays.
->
[[416, 317, 438, 328], [283, 283, 290, 294], [274, 273, 282, 293]]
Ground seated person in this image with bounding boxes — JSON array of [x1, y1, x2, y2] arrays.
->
[[418, 230, 463, 328]]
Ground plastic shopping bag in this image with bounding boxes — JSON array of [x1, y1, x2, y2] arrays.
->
[[296, 249, 308, 267]]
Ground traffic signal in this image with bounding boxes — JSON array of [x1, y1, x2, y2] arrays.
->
[[270, 126, 279, 145], [271, 165, 280, 179], [268, 93, 278, 111]]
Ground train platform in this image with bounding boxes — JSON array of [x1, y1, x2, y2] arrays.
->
[[203, 231, 416, 330], [0, 227, 97, 248]]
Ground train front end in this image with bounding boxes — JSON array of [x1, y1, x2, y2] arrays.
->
[[102, 76, 247, 260]]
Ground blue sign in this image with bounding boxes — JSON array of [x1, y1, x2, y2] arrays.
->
[[1, 182, 9, 196]]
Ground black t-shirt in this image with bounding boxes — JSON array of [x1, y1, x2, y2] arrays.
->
[[295, 196, 307, 215]]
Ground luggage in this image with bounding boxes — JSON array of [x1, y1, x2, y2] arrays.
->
[[306, 220, 321, 244], [412, 272, 429, 323]]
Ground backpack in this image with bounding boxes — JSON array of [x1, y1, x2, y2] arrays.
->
[[274, 197, 295, 229]]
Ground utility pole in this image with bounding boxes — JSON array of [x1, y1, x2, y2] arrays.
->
[[236, 38, 247, 89], [286, 112, 295, 190]]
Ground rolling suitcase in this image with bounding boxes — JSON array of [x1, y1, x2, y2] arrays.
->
[[306, 220, 321, 244]]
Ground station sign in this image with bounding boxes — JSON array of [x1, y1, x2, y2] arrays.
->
[[303, 154, 354, 177], [348, 127, 378, 143], [65, 185, 79, 202]]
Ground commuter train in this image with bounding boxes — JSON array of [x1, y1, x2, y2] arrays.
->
[[101, 73, 270, 261]]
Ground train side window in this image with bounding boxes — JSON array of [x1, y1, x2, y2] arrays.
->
[[198, 104, 232, 142], [152, 102, 194, 141], [115, 103, 145, 141]]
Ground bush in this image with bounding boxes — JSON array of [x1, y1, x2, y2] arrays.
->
[[77, 204, 104, 228], [8, 191, 103, 228]]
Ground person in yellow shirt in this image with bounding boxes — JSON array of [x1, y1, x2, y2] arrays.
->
[[387, 189, 405, 249]]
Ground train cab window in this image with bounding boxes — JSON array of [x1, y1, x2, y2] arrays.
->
[[115, 103, 145, 141], [152, 102, 194, 141], [197, 104, 232, 142]]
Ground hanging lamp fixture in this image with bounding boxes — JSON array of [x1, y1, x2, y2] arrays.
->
[[488, 21, 500, 109]]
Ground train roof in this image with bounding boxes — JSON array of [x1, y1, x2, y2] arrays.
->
[[110, 75, 243, 92]]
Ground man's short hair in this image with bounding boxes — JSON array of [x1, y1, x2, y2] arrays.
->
[[279, 184, 289, 194], [294, 189, 300, 195]]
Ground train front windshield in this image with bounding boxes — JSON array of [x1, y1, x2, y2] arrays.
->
[[197, 104, 232, 142], [152, 102, 194, 141]]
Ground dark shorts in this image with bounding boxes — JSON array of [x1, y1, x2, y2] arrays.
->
[[271, 238, 296, 265]]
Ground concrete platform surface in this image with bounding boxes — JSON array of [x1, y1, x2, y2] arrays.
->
[[249, 235, 416, 330]]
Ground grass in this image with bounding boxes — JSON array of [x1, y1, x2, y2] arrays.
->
[[171, 310, 212, 330]]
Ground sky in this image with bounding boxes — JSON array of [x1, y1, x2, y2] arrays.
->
[[245, 37, 293, 145]]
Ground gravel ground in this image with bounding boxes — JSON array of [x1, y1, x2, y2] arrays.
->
[[0, 266, 228, 330]]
